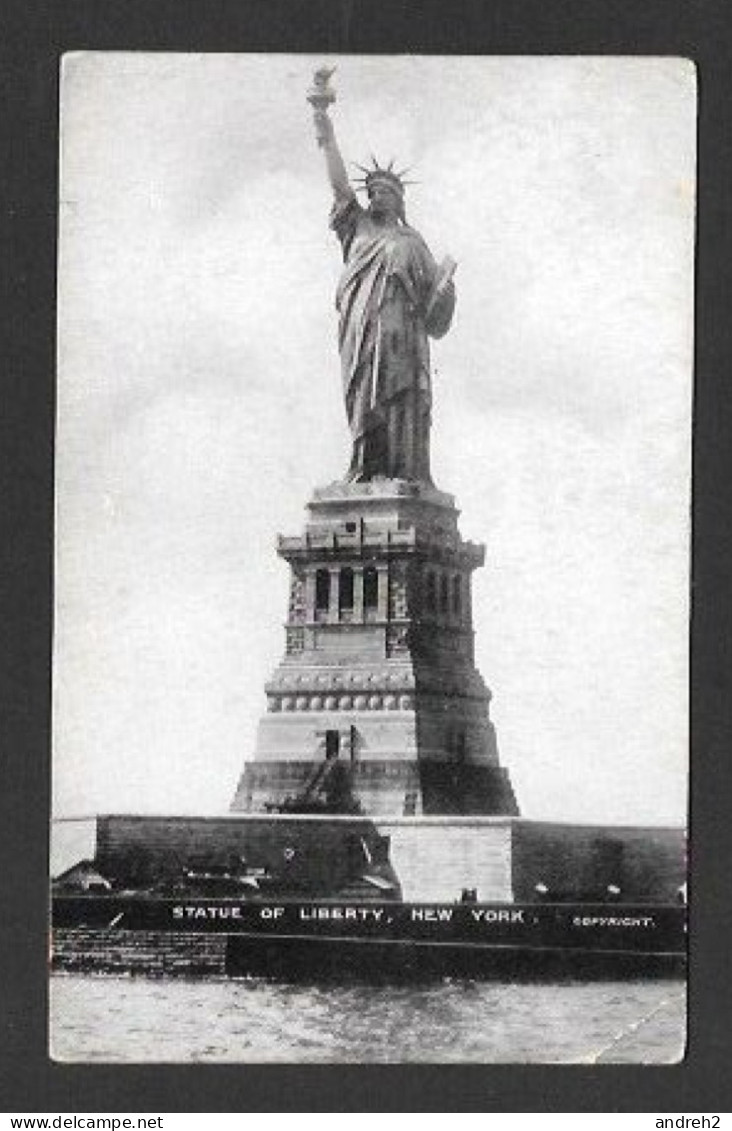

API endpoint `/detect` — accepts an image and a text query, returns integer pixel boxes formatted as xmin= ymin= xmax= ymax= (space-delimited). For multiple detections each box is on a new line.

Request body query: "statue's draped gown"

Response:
xmin=331 ymin=195 xmax=455 ymax=483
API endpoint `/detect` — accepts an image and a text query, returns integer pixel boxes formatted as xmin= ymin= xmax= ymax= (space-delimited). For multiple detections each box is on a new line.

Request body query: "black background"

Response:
xmin=1 ymin=0 xmax=731 ymax=1113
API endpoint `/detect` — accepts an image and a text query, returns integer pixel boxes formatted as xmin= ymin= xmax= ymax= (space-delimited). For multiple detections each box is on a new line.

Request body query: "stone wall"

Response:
xmin=376 ymin=818 xmax=513 ymax=902
xmin=53 ymin=929 xmax=227 ymax=975
xmin=88 ymin=814 xmax=685 ymax=905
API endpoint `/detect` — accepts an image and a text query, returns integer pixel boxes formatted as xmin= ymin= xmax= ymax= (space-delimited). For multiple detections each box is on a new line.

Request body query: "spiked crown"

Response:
xmin=353 ymin=157 xmax=418 ymax=198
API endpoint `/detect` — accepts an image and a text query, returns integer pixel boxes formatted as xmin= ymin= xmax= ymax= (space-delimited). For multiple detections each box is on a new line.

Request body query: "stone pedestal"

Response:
xmin=230 ymin=479 xmax=519 ymax=816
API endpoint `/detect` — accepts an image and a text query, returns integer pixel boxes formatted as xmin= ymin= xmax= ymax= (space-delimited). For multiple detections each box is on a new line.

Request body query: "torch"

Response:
xmin=307 ymin=66 xmax=337 ymax=146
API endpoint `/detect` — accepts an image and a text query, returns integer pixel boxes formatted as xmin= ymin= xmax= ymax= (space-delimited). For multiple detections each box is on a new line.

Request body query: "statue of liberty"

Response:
xmin=309 ymin=69 xmax=456 ymax=484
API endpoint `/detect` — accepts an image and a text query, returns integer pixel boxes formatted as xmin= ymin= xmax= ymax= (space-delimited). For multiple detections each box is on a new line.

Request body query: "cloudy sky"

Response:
xmin=54 ymin=54 xmax=695 ymax=824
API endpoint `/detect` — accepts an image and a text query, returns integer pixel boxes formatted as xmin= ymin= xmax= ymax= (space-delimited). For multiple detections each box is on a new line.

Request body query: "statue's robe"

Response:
xmin=331 ymin=194 xmax=455 ymax=482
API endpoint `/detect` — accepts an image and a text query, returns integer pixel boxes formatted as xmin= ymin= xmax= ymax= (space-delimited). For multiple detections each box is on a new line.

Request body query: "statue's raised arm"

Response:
xmin=308 ymin=68 xmax=353 ymax=203
xmin=307 ymin=66 xmax=456 ymax=485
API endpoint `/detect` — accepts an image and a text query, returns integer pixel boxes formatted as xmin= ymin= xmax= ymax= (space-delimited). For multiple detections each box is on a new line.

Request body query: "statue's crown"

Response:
xmin=353 ymin=157 xmax=417 ymax=198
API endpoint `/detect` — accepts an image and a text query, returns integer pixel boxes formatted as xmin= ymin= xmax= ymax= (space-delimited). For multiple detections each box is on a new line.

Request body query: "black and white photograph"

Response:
xmin=50 ymin=53 xmax=695 ymax=1064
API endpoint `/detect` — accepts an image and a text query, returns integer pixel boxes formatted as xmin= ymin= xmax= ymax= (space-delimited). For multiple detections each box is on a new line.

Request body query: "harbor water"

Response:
xmin=50 ymin=972 xmax=685 ymax=1064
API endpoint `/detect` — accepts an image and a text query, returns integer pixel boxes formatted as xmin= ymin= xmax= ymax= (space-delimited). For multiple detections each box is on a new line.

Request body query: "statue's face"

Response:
xmin=368 ymin=182 xmax=401 ymax=219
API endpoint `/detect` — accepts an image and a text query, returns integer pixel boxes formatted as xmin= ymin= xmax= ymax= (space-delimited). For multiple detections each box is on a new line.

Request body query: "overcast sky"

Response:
xmin=54 ymin=54 xmax=695 ymax=825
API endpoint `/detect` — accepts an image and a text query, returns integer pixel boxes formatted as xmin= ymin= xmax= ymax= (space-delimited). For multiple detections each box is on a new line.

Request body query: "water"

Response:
xmin=50 ymin=974 xmax=685 ymax=1064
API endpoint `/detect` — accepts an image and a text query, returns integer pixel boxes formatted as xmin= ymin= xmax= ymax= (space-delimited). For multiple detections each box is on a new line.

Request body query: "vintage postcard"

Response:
xmin=51 ymin=54 xmax=695 ymax=1063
